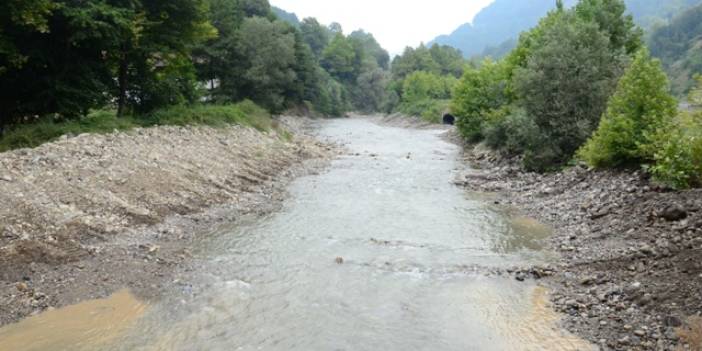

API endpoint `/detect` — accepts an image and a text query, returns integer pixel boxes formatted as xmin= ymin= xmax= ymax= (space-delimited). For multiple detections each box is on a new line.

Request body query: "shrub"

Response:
xmin=578 ymin=48 xmax=678 ymax=167
xmin=483 ymin=107 xmax=539 ymax=155
xmin=451 ymin=59 xmax=510 ymax=141
xmin=650 ymin=112 xmax=702 ymax=189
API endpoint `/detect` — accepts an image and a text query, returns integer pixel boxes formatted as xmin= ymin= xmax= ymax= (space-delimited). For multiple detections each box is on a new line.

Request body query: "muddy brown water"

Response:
xmin=0 ymin=118 xmax=594 ymax=350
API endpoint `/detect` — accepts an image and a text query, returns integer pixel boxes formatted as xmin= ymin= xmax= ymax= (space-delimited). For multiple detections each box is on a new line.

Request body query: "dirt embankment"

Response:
xmin=0 ymin=117 xmax=333 ymax=326
xmin=457 ymin=144 xmax=702 ymax=351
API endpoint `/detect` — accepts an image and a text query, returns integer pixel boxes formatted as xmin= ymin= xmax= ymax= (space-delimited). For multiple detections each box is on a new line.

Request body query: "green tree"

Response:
xmin=321 ymin=33 xmax=356 ymax=83
xmin=451 ymin=60 xmax=510 ymax=141
xmin=0 ymin=0 xmax=55 ymax=74
xmin=1 ymin=0 xmax=135 ymax=129
xmin=235 ymin=17 xmax=297 ymax=111
xmin=429 ymin=44 xmax=465 ymax=78
xmin=513 ymin=13 xmax=625 ymax=169
xmin=574 ymin=0 xmax=642 ymax=54
xmin=579 ymin=48 xmax=678 ymax=167
xmin=349 ymin=30 xmax=389 ymax=70
xmin=299 ymin=18 xmax=330 ymax=57
xmin=391 ymin=44 xmax=440 ymax=81
xmin=113 ymin=0 xmax=214 ymax=115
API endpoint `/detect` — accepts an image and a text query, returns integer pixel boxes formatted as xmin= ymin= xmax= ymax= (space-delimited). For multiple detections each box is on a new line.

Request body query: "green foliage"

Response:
xmin=0 ymin=102 xmax=272 ymax=152
xmin=234 ymin=17 xmax=297 ymax=112
xmin=574 ymin=0 xmax=642 ymax=55
xmin=451 ymin=60 xmax=510 ymax=141
xmin=142 ymin=100 xmax=272 ymax=131
xmin=387 ymin=44 xmax=466 ymax=120
xmin=395 ymin=71 xmax=456 ymax=121
xmin=321 ymin=33 xmax=357 ymax=83
xmin=0 ymin=110 xmax=136 ymax=152
xmin=512 ymin=12 xmax=625 ymax=169
xmin=483 ymin=108 xmax=539 ymax=154
xmin=299 ymin=18 xmax=330 ymax=56
xmin=353 ymin=67 xmax=390 ymax=113
xmin=0 ymin=0 xmax=55 ymax=72
xmin=650 ymin=112 xmax=702 ymax=189
xmin=579 ymin=48 xmax=678 ymax=167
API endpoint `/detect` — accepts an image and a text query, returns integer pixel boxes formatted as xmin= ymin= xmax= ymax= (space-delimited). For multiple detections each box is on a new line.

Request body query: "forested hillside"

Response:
xmin=431 ymin=0 xmax=701 ymax=59
xmin=0 ymin=0 xmax=390 ymax=146
xmin=649 ymin=3 xmax=702 ymax=95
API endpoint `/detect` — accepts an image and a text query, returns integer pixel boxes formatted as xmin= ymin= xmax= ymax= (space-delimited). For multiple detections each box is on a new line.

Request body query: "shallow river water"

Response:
xmin=0 ymin=118 xmax=593 ymax=351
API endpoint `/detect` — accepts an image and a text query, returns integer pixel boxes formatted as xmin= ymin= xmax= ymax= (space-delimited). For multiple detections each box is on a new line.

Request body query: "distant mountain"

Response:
xmin=431 ymin=0 xmax=702 ymax=59
xmin=429 ymin=0 xmax=576 ymax=58
xmin=272 ymin=6 xmax=299 ymax=27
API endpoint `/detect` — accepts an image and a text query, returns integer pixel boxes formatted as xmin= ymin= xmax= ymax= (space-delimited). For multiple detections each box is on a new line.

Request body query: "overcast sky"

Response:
xmin=269 ymin=0 xmax=494 ymax=55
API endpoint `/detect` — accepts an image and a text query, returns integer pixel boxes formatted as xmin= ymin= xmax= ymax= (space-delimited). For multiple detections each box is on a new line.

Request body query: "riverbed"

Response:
xmin=0 ymin=118 xmax=592 ymax=351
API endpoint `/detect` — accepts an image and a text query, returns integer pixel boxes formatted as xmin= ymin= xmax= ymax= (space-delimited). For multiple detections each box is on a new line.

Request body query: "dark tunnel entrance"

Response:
xmin=442 ymin=114 xmax=455 ymax=125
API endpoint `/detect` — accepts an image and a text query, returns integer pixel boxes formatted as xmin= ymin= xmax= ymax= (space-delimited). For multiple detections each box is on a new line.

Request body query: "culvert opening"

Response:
xmin=443 ymin=114 xmax=455 ymax=125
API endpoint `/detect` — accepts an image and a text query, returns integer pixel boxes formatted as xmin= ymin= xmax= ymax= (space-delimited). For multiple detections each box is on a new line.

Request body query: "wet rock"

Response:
xmin=660 ymin=205 xmax=687 ymax=221
xmin=663 ymin=316 xmax=683 ymax=327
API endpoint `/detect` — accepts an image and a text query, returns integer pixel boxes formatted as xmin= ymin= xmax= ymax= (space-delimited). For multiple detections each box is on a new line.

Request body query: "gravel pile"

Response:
xmin=0 ymin=119 xmax=332 ymax=325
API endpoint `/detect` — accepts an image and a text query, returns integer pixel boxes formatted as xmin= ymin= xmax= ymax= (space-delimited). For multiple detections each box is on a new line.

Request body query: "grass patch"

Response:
xmin=0 ymin=101 xmax=274 ymax=152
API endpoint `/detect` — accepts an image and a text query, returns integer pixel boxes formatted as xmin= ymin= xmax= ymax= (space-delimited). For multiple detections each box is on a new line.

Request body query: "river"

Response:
xmin=0 ymin=118 xmax=592 ymax=351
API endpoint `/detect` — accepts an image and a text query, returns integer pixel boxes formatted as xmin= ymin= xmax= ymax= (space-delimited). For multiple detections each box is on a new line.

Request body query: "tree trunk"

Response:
xmin=117 ymin=49 xmax=128 ymax=117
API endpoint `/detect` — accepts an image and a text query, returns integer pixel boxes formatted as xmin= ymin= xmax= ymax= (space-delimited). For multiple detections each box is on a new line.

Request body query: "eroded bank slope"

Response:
xmin=458 ymin=145 xmax=702 ymax=351
xmin=0 ymin=117 xmax=332 ymax=325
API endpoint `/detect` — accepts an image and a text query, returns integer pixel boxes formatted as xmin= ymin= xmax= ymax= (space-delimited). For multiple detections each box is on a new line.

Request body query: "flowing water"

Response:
xmin=0 ymin=118 xmax=593 ymax=351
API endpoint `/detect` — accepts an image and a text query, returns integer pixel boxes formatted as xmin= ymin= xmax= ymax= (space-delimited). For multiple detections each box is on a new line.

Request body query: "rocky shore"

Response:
xmin=0 ymin=117 xmax=333 ymax=326
xmin=457 ymin=144 xmax=702 ymax=351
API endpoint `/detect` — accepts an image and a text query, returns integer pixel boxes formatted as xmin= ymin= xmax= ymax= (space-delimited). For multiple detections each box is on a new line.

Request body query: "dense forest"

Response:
xmin=449 ymin=0 xmax=702 ymax=188
xmin=0 ymin=0 xmax=390 ymax=138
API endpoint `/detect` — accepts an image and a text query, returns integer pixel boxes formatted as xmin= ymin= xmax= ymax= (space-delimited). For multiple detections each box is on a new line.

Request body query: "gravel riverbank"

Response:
xmin=0 ymin=117 xmax=334 ymax=326
xmin=457 ymin=144 xmax=702 ymax=351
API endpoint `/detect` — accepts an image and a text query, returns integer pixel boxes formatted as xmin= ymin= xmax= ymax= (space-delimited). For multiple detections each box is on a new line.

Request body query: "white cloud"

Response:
xmin=269 ymin=0 xmax=494 ymax=55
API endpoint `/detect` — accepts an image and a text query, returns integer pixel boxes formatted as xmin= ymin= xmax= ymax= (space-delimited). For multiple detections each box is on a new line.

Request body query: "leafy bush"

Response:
xmin=483 ymin=108 xmax=539 ymax=155
xmin=578 ymin=48 xmax=678 ymax=167
xmin=451 ymin=59 xmax=510 ymax=141
xmin=650 ymin=112 xmax=702 ymax=189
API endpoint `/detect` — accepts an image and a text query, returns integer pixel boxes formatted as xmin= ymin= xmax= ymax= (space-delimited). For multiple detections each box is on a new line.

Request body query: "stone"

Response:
xmin=663 ymin=316 xmax=683 ymax=327
xmin=660 ymin=205 xmax=687 ymax=221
